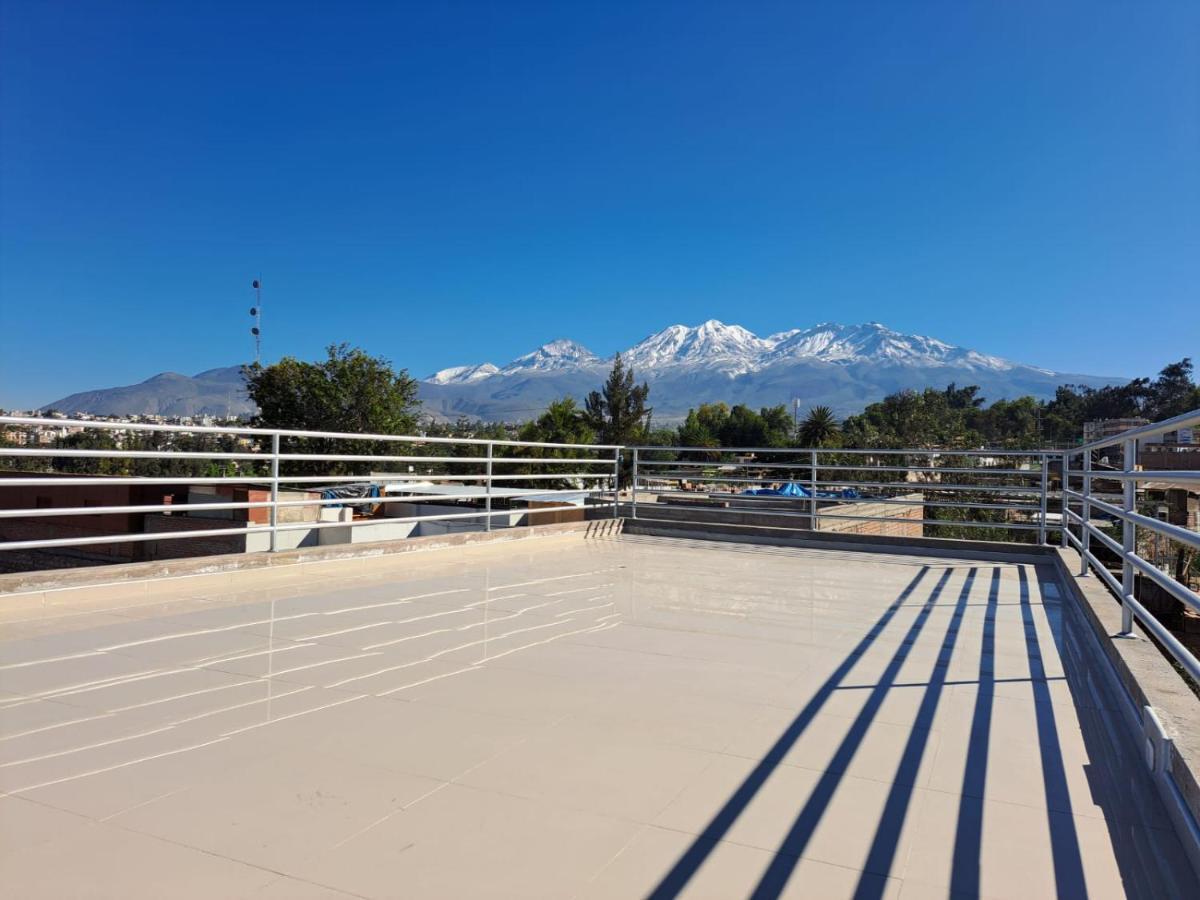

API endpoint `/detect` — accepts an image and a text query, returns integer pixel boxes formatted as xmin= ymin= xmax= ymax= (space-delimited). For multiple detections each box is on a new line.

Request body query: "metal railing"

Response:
xmin=626 ymin=445 xmax=1054 ymax=541
xmin=1061 ymin=409 xmax=1200 ymax=682
xmin=5 ymin=411 xmax=1200 ymax=685
xmin=0 ymin=416 xmax=621 ymax=562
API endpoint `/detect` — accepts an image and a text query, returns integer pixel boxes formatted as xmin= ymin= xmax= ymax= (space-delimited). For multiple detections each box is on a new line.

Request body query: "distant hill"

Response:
xmin=43 ymin=366 xmax=253 ymax=417
xmin=39 ymin=320 xmax=1122 ymax=422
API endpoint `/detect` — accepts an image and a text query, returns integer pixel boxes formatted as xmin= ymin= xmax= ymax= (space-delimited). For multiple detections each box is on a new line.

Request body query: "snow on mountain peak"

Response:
xmin=624 ymin=320 xmax=771 ymax=375
xmin=766 ymin=322 xmax=1014 ymax=370
xmin=426 ymin=362 xmax=500 ymax=385
xmin=420 ymin=321 xmax=1035 ymax=385
xmin=498 ymin=339 xmax=601 ymax=375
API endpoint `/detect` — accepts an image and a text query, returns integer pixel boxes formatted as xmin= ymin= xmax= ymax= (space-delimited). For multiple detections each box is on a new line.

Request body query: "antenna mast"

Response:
xmin=249 ymin=278 xmax=262 ymax=366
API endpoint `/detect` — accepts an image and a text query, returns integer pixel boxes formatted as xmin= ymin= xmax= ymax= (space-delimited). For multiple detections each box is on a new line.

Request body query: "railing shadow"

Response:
xmin=645 ymin=565 xmax=944 ymax=899
xmin=748 ymin=567 xmax=975 ymax=898
xmin=646 ymin=557 xmax=1194 ymax=898
xmin=1033 ymin=567 xmax=1196 ymax=899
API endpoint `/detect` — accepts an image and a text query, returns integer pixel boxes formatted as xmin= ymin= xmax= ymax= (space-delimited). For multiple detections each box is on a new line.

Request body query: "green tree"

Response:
xmin=1146 ymin=358 xmax=1200 ymax=421
xmin=518 ymin=397 xmax=594 ymax=446
xmin=798 ymin=406 xmax=841 ymax=448
xmin=584 ymin=355 xmax=651 ymax=446
xmin=244 ymin=344 xmax=421 ymax=474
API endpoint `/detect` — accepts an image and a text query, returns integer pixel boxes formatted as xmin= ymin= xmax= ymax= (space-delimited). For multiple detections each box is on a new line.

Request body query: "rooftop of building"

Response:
xmin=1 ymin=528 xmax=1196 ymax=898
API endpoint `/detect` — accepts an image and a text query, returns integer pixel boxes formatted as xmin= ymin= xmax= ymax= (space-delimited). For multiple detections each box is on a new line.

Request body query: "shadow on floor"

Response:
xmin=647 ymin=561 xmax=1194 ymax=899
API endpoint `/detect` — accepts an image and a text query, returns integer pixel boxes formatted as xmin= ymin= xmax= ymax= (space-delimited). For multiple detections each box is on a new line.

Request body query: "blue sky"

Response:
xmin=1 ymin=1 xmax=1197 ymax=408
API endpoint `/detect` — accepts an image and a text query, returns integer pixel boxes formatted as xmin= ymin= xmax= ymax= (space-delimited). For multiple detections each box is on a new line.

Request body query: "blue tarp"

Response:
xmin=742 ymin=482 xmax=860 ymax=500
xmin=318 ymin=483 xmax=382 ymax=508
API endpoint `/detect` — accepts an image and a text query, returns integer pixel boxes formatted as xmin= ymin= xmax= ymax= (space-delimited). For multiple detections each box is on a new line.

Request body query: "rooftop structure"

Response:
xmin=1 ymin=412 xmax=1199 ymax=898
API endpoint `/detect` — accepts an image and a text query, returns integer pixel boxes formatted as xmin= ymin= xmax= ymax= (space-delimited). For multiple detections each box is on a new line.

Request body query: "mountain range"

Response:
xmin=37 ymin=321 xmax=1120 ymax=422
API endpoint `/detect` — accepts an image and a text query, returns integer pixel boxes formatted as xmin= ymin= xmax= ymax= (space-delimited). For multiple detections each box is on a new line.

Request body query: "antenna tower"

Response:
xmin=249 ymin=278 xmax=262 ymax=365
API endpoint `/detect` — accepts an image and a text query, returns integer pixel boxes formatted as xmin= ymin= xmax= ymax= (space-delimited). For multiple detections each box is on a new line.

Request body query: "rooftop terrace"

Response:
xmin=2 ymin=529 xmax=1196 ymax=898
xmin=2 ymin=411 xmax=1200 ymax=898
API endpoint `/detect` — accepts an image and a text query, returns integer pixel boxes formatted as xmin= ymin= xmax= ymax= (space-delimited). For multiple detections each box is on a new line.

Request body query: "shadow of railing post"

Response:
xmin=644 ymin=565 xmax=937 ymax=900
xmin=748 ymin=568 xmax=974 ymax=898
xmin=1018 ymin=565 xmax=1087 ymax=895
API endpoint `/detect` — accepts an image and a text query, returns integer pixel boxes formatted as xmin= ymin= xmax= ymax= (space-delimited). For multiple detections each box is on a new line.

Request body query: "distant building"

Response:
xmin=1083 ymin=418 xmax=1150 ymax=444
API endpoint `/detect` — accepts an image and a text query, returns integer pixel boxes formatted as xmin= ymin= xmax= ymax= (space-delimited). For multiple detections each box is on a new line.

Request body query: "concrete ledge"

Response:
xmin=1049 ymin=547 xmax=1200 ymax=877
xmin=0 ymin=518 xmax=624 ymax=600
xmin=623 ymin=517 xmax=1055 ymax=564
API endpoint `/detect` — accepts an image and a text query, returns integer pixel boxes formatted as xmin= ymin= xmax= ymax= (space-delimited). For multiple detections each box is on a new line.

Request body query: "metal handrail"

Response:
xmin=6 ymin=409 xmax=1200 ymax=692
xmin=626 ymin=443 xmax=1055 ymax=542
xmin=1061 ymin=408 xmax=1200 ymax=682
xmin=1072 ymin=407 xmax=1199 ymax=453
xmin=0 ymin=415 xmax=623 ymax=450
xmin=0 ymin=415 xmax=621 ymax=558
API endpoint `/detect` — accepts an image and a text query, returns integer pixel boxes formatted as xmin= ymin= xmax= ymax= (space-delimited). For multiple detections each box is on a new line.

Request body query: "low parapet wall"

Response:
xmin=634 ymin=492 xmax=924 ymax=537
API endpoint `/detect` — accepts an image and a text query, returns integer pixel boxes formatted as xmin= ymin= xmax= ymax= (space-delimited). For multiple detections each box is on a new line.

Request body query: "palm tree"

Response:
xmin=799 ymin=405 xmax=841 ymax=448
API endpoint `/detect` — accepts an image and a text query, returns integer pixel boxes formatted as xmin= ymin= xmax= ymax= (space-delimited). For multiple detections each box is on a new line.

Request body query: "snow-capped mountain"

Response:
xmin=416 ymin=320 xmax=1116 ymax=421
xmin=41 ymin=321 xmax=1117 ymax=422
xmin=448 ymin=320 xmax=1048 ymax=381
xmin=623 ymin=320 xmax=771 ymax=375
xmin=497 ymin=339 xmax=602 ymax=375
xmin=762 ymin=322 xmax=1046 ymax=372
xmin=426 ymin=362 xmax=501 ymax=385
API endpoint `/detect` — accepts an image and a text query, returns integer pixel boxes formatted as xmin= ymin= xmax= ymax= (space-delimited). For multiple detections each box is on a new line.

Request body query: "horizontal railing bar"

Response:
xmin=279 ymin=473 xmax=612 ymax=484
xmin=1067 ymin=408 xmax=1200 ymax=454
xmin=1083 ymin=495 xmax=1200 ymax=551
xmin=1064 ymin=469 xmax=1200 ymax=483
xmin=640 ymin=489 xmax=1040 ymax=513
xmin=0 ymin=471 xmax=616 ymax=487
xmin=0 ymin=415 xmax=623 ymax=450
xmin=628 ymin=444 xmax=1050 ymax=457
xmin=1125 ymin=546 xmax=1200 ymax=614
xmin=1064 ymin=525 xmax=1083 ymax=550
xmin=0 ymin=476 xmax=276 ymax=487
xmin=1123 ymin=591 xmax=1200 ymax=683
xmin=270 ymin=503 xmax=616 ymax=535
xmin=0 ymin=501 xmax=266 ymax=518
xmin=278 ymin=453 xmax=609 ymax=460
xmin=0 ymin=448 xmax=616 ymax=465
xmin=1067 ymin=518 xmax=1200 ymax=680
xmin=632 ymin=502 xmax=1038 ymax=531
xmin=0 ymin=486 xmax=596 ymax=519
xmin=816 ymin=512 xmax=1041 ymax=530
xmin=0 ymin=502 xmax=618 ymax=551
xmin=0 ymin=448 xmax=267 ymax=461
xmin=1066 ymin=512 xmax=1200 ymax=613
xmin=634 ymin=458 xmax=1040 ymax=476
xmin=0 ymin=526 xmax=262 ymax=551
xmin=636 ymin=473 xmax=1044 ymax=494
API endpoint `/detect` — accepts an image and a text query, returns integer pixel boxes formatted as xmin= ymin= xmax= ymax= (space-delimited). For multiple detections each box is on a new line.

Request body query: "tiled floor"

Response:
xmin=0 ymin=533 xmax=1195 ymax=898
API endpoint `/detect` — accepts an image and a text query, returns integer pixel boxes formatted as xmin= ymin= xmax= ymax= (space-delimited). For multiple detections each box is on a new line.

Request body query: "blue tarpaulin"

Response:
xmin=742 ymin=482 xmax=860 ymax=500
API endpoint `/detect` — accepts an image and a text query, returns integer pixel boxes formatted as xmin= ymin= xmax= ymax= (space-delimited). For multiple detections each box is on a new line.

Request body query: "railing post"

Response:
xmin=1080 ymin=450 xmax=1092 ymax=576
xmin=269 ymin=433 xmax=280 ymax=552
xmin=1038 ymin=453 xmax=1049 ymax=545
xmin=1120 ymin=437 xmax=1136 ymax=634
xmin=630 ymin=448 xmax=638 ymax=519
xmin=612 ymin=449 xmax=621 ymax=519
xmin=809 ymin=449 xmax=819 ymax=531
xmin=1060 ymin=452 xmax=1069 ymax=548
xmin=484 ymin=442 xmax=493 ymax=532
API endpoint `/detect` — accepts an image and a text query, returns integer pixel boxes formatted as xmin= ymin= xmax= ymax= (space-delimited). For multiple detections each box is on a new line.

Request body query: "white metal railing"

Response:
xmin=0 ymin=416 xmax=621 ymax=560
xmin=627 ymin=445 xmax=1054 ymax=540
xmin=5 ymin=411 xmax=1200 ymax=685
xmin=1060 ymin=408 xmax=1200 ymax=682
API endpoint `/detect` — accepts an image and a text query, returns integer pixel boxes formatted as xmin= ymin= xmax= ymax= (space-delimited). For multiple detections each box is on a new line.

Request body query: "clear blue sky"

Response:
xmin=2 ymin=1 xmax=1197 ymax=408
